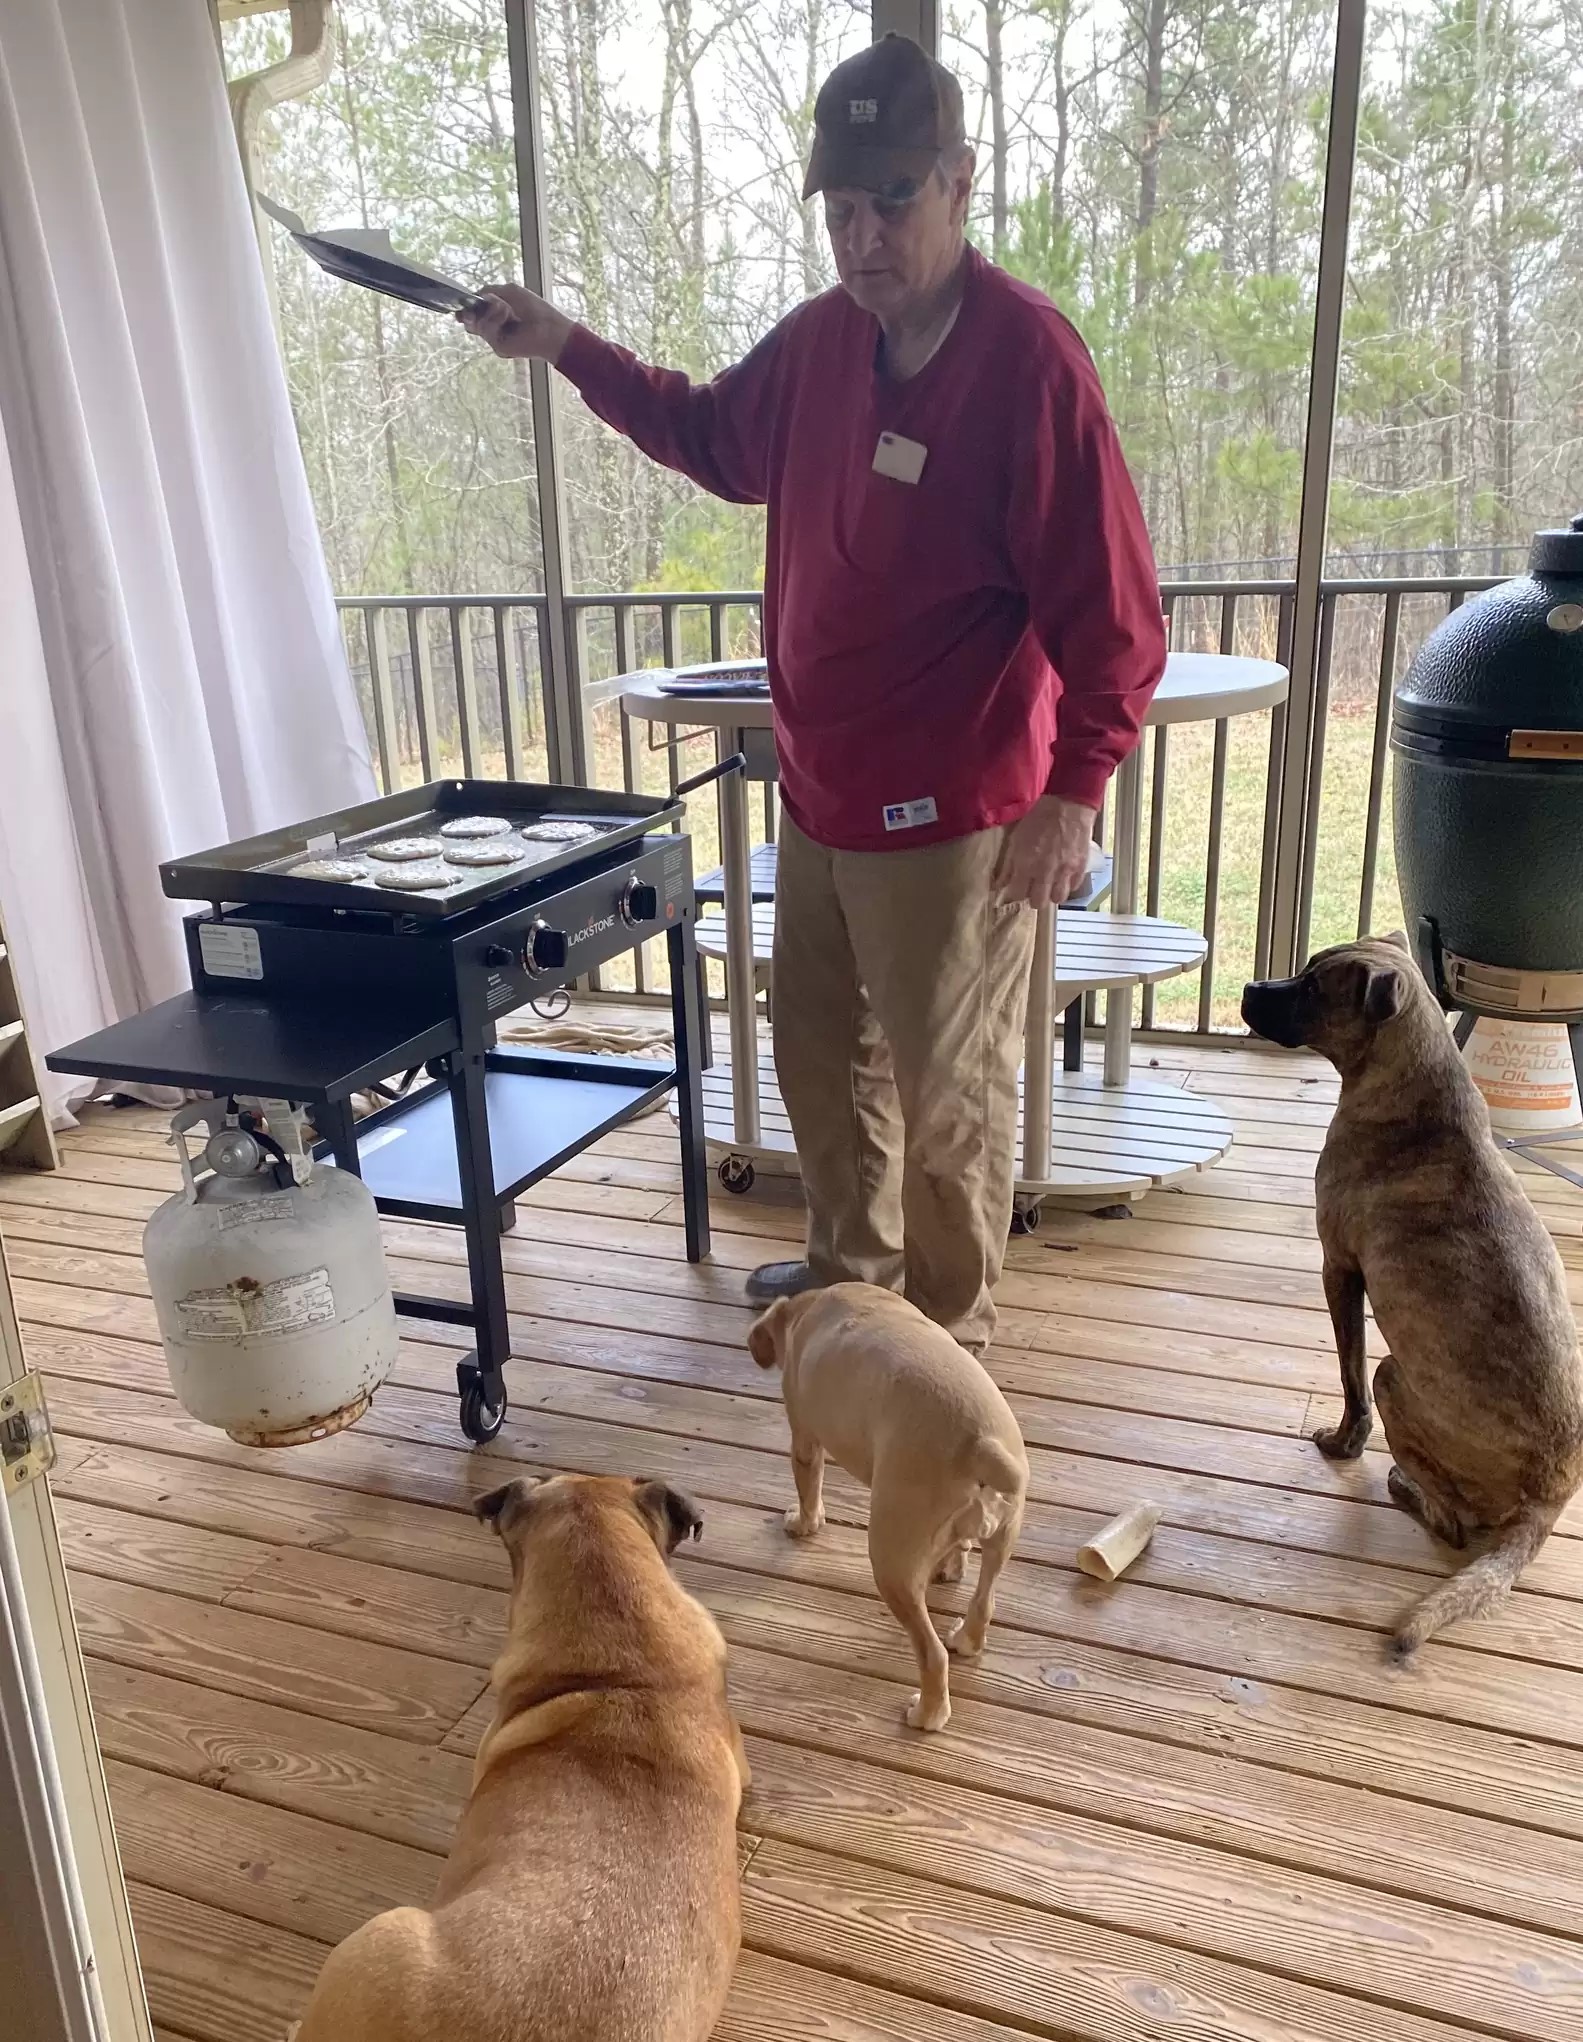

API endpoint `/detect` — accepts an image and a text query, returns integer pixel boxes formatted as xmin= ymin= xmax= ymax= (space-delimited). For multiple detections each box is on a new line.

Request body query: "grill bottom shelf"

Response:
xmin=354 ymin=1047 xmax=672 ymax=1216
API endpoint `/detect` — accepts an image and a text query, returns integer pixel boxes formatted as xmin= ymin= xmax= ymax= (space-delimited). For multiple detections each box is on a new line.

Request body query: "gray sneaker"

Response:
xmin=745 ymin=1260 xmax=821 ymax=1304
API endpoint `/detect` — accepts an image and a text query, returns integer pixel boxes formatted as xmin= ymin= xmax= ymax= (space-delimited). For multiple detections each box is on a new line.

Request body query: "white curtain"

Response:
xmin=0 ymin=0 xmax=375 ymax=1123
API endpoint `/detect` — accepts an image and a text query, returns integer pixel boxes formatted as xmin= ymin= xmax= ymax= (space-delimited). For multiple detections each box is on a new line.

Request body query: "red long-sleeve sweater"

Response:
xmin=559 ymin=246 xmax=1165 ymax=852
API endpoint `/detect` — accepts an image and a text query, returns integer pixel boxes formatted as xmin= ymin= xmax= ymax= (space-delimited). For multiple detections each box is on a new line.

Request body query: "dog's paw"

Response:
xmin=904 ymin=1689 xmax=951 ymax=1732
xmin=944 ymin=1617 xmax=985 ymax=1659
xmin=783 ymin=1505 xmax=824 ymax=1539
xmin=1313 ymin=1420 xmax=1370 ymax=1461
xmin=932 ymin=1546 xmax=967 ymax=1584
xmin=1386 ymin=1465 xmax=1467 ymax=1547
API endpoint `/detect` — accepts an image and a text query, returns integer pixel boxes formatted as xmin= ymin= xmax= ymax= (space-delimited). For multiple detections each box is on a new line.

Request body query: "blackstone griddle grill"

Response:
xmin=49 ymin=764 xmax=740 ymax=1443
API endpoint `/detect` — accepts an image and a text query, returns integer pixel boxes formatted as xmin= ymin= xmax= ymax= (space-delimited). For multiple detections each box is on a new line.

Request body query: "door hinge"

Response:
xmin=1 ymin=1372 xmax=57 ymax=1495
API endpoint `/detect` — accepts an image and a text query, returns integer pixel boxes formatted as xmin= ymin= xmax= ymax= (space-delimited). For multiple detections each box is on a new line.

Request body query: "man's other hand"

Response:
xmin=994 ymin=796 xmax=1098 ymax=910
xmin=457 ymin=285 xmax=573 ymax=365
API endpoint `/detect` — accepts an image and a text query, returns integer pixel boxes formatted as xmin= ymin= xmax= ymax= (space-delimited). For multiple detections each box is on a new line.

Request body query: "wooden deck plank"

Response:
xmin=13 ymin=1032 xmax=1583 ymax=2042
xmin=55 ymin=1398 xmax=1583 ymax=1645
xmin=719 ymin=1951 xmax=1047 ymax=2042
xmin=109 ymin=1760 xmax=442 ymax=1951
xmin=68 ymin=1573 xmax=484 ymax=1744
xmin=62 ymin=1438 xmax=1583 ymax=1840
xmin=44 ymin=1357 xmax=1583 ymax=1631
xmin=697 ymin=1559 xmax=1583 ymax=1841
xmin=24 ymin=1285 xmax=1331 ymax=1436
xmin=14 ymin=1262 xmax=1331 ymax=1437
xmin=2 ymin=1224 xmax=1399 ymax=1358
xmin=87 ymin=1659 xmax=474 ymax=1856
xmin=22 ymin=1263 xmax=1575 ymax=1526
xmin=46 ymin=1380 xmax=1583 ymax=1709
xmin=38 ymin=1368 xmax=1453 ymax=1582
xmin=742 ymin=1840 xmax=1488 ymax=2042
xmin=737 ymin=1738 xmax=1583 ymax=2039
xmin=58 ymin=1460 xmax=1583 ymax=1840
xmin=205 ymin=1420 xmax=1583 ymax=1664
xmin=130 ymin=1880 xmax=1041 ymax=2042
xmin=114 ymin=1754 xmax=1548 ymax=2042
xmin=728 ymin=1645 xmax=1583 ymax=1943
xmin=87 ymin=1639 xmax=1583 ymax=1946
xmin=125 ymin=1882 xmax=324 ymax=2042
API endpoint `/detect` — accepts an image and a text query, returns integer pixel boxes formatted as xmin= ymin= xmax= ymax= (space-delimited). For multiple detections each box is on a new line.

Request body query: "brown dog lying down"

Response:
xmin=289 ymin=1474 xmax=749 ymax=2042
xmin=750 ymin=1283 xmax=1029 ymax=1730
xmin=1243 ymin=935 xmax=1583 ymax=1656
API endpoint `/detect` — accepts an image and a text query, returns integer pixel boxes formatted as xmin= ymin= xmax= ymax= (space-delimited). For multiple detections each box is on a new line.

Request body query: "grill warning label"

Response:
xmin=199 ymin=922 xmax=264 ymax=982
xmin=215 ymin=1194 xmax=296 ymax=1233
xmin=174 ymin=1267 xmax=336 ymax=1340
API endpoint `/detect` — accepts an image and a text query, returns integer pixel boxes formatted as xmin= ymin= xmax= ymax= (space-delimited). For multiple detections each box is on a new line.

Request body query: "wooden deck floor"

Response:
xmin=7 ymin=1031 xmax=1583 ymax=2042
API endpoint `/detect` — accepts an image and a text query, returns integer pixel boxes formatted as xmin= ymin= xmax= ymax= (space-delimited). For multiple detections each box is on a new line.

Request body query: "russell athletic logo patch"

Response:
xmin=883 ymin=796 xmax=939 ymax=832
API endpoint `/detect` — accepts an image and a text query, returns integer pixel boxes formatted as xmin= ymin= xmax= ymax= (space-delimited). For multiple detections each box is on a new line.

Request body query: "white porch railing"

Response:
xmin=335 ymin=573 xmax=1500 ymax=1035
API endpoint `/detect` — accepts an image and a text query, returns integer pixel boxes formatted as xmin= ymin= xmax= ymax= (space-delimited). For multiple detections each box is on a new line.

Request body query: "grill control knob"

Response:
xmin=482 ymin=944 xmax=514 ymax=969
xmin=522 ymin=921 xmax=568 ymax=976
xmin=620 ymin=877 xmax=659 ymax=927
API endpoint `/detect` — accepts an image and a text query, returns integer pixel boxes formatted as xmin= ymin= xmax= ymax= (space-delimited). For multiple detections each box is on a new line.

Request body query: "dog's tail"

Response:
xmin=1393 ymin=1501 xmax=1559 ymax=1659
xmin=972 ymin=1437 xmax=1027 ymax=1500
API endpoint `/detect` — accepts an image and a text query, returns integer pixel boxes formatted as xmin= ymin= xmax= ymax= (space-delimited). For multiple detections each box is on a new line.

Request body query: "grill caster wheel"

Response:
xmin=457 ymin=1361 xmax=507 ymax=1444
xmin=1010 ymin=1199 xmax=1042 ymax=1236
xmin=718 ymin=1156 xmax=756 ymax=1195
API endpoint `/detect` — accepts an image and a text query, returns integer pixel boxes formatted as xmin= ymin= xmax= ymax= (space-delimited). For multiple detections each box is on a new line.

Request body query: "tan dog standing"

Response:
xmin=750 ymin=1282 xmax=1029 ymax=1730
xmin=289 ymin=1473 xmax=749 ymax=2042
xmin=1243 ymin=936 xmax=1583 ymax=1656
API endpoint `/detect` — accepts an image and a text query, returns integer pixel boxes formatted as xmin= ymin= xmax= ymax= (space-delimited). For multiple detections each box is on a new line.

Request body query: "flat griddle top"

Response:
xmin=161 ymin=778 xmax=683 ymax=920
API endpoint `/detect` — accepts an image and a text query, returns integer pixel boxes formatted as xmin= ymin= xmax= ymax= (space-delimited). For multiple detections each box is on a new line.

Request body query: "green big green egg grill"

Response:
xmin=1391 ymin=511 xmax=1583 ymax=1172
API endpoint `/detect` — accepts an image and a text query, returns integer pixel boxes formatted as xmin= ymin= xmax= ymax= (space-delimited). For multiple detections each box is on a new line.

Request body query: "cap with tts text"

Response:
xmin=802 ymin=35 xmax=967 ymax=200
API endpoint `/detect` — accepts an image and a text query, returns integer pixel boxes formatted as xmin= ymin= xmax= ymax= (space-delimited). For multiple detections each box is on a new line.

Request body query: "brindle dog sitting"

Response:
xmin=1243 ymin=934 xmax=1583 ymax=1657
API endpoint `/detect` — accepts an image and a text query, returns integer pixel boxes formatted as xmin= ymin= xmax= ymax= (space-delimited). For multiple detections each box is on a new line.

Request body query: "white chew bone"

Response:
xmin=1076 ymin=1503 xmax=1161 ymax=1581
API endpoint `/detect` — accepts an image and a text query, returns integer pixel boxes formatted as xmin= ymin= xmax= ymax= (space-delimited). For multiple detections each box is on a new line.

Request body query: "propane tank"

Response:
xmin=143 ymin=1099 xmax=398 ymax=1446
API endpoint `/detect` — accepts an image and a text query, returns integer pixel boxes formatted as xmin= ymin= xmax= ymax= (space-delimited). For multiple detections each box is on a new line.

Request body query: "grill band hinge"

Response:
xmin=1509 ymin=729 xmax=1583 ymax=760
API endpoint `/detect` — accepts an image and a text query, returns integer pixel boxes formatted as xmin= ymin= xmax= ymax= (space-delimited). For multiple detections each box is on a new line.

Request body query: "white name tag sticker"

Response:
xmin=872 ymin=432 xmax=927 ymax=485
xmin=883 ymin=796 xmax=938 ymax=832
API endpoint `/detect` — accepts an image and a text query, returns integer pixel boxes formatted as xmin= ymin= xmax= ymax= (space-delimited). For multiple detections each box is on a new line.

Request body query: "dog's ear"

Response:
xmin=748 ymin=1298 xmax=791 ymax=1370
xmin=1362 ymin=962 xmax=1406 ymax=1027
xmin=1378 ymin=928 xmax=1411 ymax=953
xmin=474 ymin=1477 xmax=540 ymax=1539
xmin=634 ymin=1479 xmax=704 ymax=1555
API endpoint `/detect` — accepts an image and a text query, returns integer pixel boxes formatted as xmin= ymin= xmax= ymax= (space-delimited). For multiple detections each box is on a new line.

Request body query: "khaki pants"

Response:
xmin=772 ymin=813 xmax=1036 ymax=1352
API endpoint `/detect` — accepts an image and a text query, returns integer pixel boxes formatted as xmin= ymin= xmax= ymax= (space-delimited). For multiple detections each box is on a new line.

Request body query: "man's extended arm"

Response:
xmin=461 ymin=285 xmax=781 ymax=506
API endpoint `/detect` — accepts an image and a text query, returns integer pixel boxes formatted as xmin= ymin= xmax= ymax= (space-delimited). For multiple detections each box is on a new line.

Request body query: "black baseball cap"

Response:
xmin=802 ymin=34 xmax=967 ymax=200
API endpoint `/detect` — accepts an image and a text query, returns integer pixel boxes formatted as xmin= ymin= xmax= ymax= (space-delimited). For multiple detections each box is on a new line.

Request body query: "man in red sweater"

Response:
xmin=463 ymin=35 xmax=1164 ymax=1351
